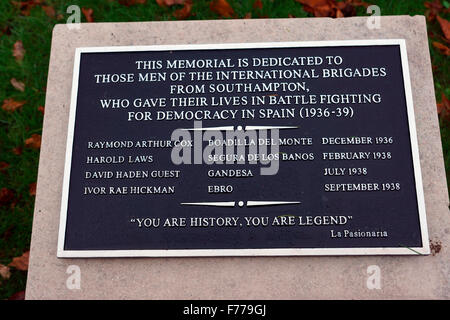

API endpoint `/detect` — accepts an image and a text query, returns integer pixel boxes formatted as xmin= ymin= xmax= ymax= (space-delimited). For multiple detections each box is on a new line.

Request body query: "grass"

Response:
xmin=0 ymin=0 xmax=449 ymax=299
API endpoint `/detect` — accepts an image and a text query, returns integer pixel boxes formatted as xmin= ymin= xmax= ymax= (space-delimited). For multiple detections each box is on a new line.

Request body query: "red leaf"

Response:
xmin=425 ymin=0 xmax=444 ymax=21
xmin=0 ymin=264 xmax=11 ymax=280
xmin=1 ymin=25 xmax=11 ymax=36
xmin=2 ymin=98 xmax=26 ymax=112
xmin=433 ymin=41 xmax=450 ymax=55
xmin=82 ymin=8 xmax=94 ymax=22
xmin=8 ymin=251 xmax=30 ymax=271
xmin=338 ymin=3 xmax=356 ymax=17
xmin=437 ymin=16 xmax=450 ymax=41
xmin=8 ymin=291 xmax=25 ymax=300
xmin=119 ymin=0 xmax=146 ymax=5
xmin=25 ymin=134 xmax=41 ymax=149
xmin=210 ymin=0 xmax=235 ymax=18
xmin=13 ymin=41 xmax=25 ymax=62
xmin=253 ymin=0 xmax=263 ymax=10
xmin=347 ymin=0 xmax=370 ymax=8
xmin=12 ymin=147 xmax=23 ymax=155
xmin=0 ymin=188 xmax=15 ymax=206
xmin=437 ymin=101 xmax=443 ymax=114
xmin=424 ymin=0 xmax=443 ymax=10
xmin=11 ymin=1 xmax=33 ymax=16
xmin=438 ymin=93 xmax=450 ymax=122
xmin=10 ymin=78 xmax=25 ymax=92
xmin=156 ymin=0 xmax=186 ymax=6
xmin=173 ymin=0 xmax=193 ymax=19
xmin=29 ymin=182 xmax=37 ymax=196
xmin=0 ymin=162 xmax=9 ymax=171
xmin=295 ymin=0 xmax=334 ymax=17
xmin=296 ymin=0 xmax=328 ymax=5
xmin=38 ymin=106 xmax=45 ymax=115
xmin=42 ymin=5 xmax=56 ymax=18
xmin=296 ymin=0 xmax=361 ymax=18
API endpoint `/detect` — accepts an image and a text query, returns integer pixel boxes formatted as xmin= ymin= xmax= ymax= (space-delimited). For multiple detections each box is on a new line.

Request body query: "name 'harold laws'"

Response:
xmin=86 ymin=155 xmax=153 ymax=164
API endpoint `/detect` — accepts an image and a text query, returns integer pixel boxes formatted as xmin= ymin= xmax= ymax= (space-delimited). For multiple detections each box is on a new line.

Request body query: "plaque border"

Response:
xmin=57 ymin=39 xmax=430 ymax=257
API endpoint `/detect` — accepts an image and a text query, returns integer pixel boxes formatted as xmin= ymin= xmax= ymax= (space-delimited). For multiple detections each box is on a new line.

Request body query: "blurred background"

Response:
xmin=0 ymin=0 xmax=449 ymax=300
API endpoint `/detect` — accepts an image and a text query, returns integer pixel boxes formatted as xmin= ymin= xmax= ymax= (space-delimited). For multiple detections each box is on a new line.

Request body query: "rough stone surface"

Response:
xmin=26 ymin=16 xmax=449 ymax=299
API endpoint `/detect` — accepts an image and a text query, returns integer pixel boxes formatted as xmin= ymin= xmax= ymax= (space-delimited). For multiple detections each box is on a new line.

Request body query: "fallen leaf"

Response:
xmin=0 ymin=188 xmax=15 ymax=206
xmin=82 ymin=7 xmax=94 ymax=22
xmin=244 ymin=12 xmax=252 ymax=19
xmin=38 ymin=106 xmax=45 ymax=115
xmin=296 ymin=0 xmax=334 ymax=17
xmin=13 ymin=40 xmax=25 ymax=62
xmin=42 ymin=5 xmax=56 ymax=18
xmin=119 ymin=0 xmax=146 ymax=5
xmin=338 ymin=2 xmax=356 ymax=17
xmin=1 ymin=225 xmax=15 ymax=241
xmin=210 ymin=0 xmax=235 ymax=18
xmin=8 ymin=291 xmax=25 ymax=300
xmin=1 ymin=25 xmax=12 ymax=36
xmin=296 ymin=0 xmax=362 ymax=18
xmin=0 ymin=264 xmax=11 ymax=279
xmin=335 ymin=0 xmax=346 ymax=7
xmin=25 ymin=134 xmax=41 ymax=149
xmin=1 ymin=98 xmax=26 ymax=112
xmin=11 ymin=1 xmax=33 ymax=16
xmin=0 ymin=162 xmax=9 ymax=171
xmin=253 ymin=0 xmax=263 ymax=10
xmin=10 ymin=78 xmax=25 ymax=92
xmin=437 ymin=16 xmax=450 ymax=41
xmin=429 ymin=30 xmax=436 ymax=39
xmin=424 ymin=0 xmax=443 ymax=10
xmin=437 ymin=101 xmax=443 ymax=114
xmin=29 ymin=182 xmax=37 ymax=196
xmin=425 ymin=0 xmax=443 ymax=21
xmin=8 ymin=251 xmax=29 ymax=271
xmin=12 ymin=146 xmax=23 ymax=155
xmin=438 ymin=93 xmax=450 ymax=122
xmin=347 ymin=0 xmax=370 ymax=8
xmin=156 ymin=0 xmax=185 ymax=6
xmin=173 ymin=0 xmax=193 ymax=19
xmin=433 ymin=41 xmax=450 ymax=55
xmin=296 ymin=0 xmax=328 ymax=6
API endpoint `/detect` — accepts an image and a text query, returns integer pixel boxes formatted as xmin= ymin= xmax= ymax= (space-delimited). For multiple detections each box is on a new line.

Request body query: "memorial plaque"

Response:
xmin=57 ymin=39 xmax=429 ymax=257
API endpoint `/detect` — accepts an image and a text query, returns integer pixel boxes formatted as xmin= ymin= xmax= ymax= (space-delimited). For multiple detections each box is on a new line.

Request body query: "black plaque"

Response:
xmin=57 ymin=40 xmax=429 ymax=257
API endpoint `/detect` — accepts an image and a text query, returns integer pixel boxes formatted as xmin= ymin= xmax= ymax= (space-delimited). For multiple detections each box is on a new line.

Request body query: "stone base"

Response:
xmin=26 ymin=16 xmax=449 ymax=299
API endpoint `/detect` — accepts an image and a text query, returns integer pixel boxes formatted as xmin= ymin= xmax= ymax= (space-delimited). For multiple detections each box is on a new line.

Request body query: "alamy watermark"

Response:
xmin=367 ymin=5 xmax=381 ymax=30
xmin=366 ymin=265 xmax=381 ymax=290
xmin=170 ymin=121 xmax=281 ymax=176
xmin=66 ymin=265 xmax=81 ymax=290
xmin=66 ymin=5 xmax=81 ymax=30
